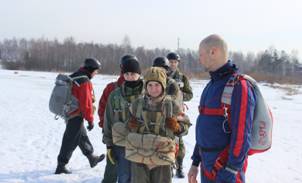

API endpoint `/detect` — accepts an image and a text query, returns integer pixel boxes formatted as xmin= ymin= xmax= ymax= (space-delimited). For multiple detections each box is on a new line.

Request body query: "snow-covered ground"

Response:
xmin=0 ymin=69 xmax=301 ymax=183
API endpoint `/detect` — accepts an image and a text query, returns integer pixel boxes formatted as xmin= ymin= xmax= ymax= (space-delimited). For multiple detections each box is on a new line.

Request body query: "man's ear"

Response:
xmin=210 ymin=47 xmax=218 ymax=55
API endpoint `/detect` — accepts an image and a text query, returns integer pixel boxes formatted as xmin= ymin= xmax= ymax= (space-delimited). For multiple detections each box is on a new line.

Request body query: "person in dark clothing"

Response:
xmin=166 ymin=52 xmax=193 ymax=178
xmin=98 ymin=55 xmax=138 ymax=183
xmin=103 ymin=57 xmax=143 ymax=183
xmin=55 ymin=58 xmax=105 ymax=174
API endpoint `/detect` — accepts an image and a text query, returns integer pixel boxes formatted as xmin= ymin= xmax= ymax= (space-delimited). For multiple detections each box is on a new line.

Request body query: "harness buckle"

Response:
xmin=222 ymin=119 xmax=231 ymax=134
xmin=223 ymin=105 xmax=228 ymax=118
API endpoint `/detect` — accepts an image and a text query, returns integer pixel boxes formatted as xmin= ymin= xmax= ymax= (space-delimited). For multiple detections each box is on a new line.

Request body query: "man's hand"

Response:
xmin=98 ymin=120 xmax=103 ymax=128
xmin=87 ymin=122 xmax=94 ymax=131
xmin=188 ymin=165 xmax=198 ymax=183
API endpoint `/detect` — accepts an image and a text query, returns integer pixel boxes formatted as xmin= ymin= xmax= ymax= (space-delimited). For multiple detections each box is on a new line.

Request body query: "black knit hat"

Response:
xmin=123 ymin=58 xmax=141 ymax=74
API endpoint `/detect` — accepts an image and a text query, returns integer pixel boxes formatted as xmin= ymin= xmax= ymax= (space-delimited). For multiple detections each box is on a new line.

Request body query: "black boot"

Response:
xmin=176 ymin=158 xmax=185 ymax=178
xmin=55 ymin=162 xmax=71 ymax=174
xmin=87 ymin=154 xmax=105 ymax=168
xmin=176 ymin=168 xmax=185 ymax=178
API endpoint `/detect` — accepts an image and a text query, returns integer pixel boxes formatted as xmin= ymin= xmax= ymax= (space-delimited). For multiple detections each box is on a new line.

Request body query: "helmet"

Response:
xmin=166 ymin=52 xmax=180 ymax=61
xmin=144 ymin=67 xmax=167 ymax=90
xmin=120 ymin=54 xmax=138 ymax=66
xmin=84 ymin=58 xmax=101 ymax=71
xmin=152 ymin=57 xmax=170 ymax=71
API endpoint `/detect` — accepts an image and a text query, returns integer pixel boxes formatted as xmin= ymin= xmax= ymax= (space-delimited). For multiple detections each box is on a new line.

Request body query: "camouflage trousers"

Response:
xmin=131 ymin=163 xmax=171 ymax=183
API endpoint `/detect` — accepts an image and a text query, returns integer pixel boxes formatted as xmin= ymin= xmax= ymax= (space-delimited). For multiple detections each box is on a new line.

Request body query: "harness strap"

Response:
xmin=201 ymin=146 xmax=229 ymax=181
xmin=113 ymin=96 xmax=122 ymax=122
xmin=154 ymin=112 xmax=163 ymax=135
xmin=141 ymin=111 xmax=151 ymax=133
xmin=199 ymin=106 xmax=225 ymax=116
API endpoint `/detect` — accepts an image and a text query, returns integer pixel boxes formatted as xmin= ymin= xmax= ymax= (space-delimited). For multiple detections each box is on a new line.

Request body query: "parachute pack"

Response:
xmin=49 ymin=74 xmax=88 ymax=120
xmin=222 ymin=74 xmax=273 ymax=155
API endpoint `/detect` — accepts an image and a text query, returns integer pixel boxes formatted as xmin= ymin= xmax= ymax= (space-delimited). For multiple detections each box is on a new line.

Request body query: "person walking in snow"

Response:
xmin=188 ymin=35 xmax=256 ymax=183
xmin=98 ymin=54 xmax=138 ymax=183
xmin=55 ymin=58 xmax=105 ymax=174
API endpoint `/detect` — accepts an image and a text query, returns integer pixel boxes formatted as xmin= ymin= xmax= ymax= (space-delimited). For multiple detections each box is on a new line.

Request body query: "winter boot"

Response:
xmin=176 ymin=158 xmax=185 ymax=178
xmin=87 ymin=153 xmax=105 ymax=168
xmin=55 ymin=162 xmax=71 ymax=174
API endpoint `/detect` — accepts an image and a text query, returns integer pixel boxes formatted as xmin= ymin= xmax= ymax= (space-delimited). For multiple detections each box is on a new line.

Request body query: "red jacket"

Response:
xmin=69 ymin=68 xmax=95 ymax=124
xmin=98 ymin=75 xmax=125 ymax=128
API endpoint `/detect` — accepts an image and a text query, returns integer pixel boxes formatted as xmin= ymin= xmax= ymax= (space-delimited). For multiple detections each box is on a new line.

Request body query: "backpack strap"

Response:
xmin=71 ymin=75 xmax=89 ymax=86
xmin=221 ymin=74 xmax=238 ymax=105
xmin=198 ymin=74 xmax=241 ymax=133
xmin=66 ymin=75 xmax=89 ymax=116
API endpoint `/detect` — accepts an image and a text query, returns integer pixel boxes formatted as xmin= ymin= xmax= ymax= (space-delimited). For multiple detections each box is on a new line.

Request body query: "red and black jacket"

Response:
xmin=69 ymin=68 xmax=95 ymax=124
xmin=98 ymin=74 xmax=125 ymax=128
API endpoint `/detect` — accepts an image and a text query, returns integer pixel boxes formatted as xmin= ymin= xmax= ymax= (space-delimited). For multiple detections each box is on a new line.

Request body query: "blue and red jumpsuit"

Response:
xmin=191 ymin=61 xmax=256 ymax=183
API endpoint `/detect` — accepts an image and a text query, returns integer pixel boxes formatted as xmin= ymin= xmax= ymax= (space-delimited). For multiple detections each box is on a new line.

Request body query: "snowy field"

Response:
xmin=0 ymin=69 xmax=302 ymax=183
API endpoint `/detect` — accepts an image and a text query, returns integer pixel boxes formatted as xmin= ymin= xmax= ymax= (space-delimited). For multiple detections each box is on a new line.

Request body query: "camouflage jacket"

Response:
xmin=169 ymin=69 xmax=193 ymax=101
xmin=103 ymin=80 xmax=144 ymax=146
xmin=129 ymin=95 xmax=190 ymax=139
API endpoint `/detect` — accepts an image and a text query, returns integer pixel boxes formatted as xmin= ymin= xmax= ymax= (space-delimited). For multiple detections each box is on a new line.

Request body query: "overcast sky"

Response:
xmin=0 ymin=0 xmax=301 ymax=58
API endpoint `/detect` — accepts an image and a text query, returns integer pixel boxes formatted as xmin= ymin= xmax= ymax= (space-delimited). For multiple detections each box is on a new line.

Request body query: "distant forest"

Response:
xmin=1 ymin=37 xmax=301 ymax=83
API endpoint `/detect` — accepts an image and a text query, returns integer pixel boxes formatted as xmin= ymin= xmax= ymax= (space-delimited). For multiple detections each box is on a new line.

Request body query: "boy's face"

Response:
xmin=147 ymin=81 xmax=163 ymax=98
xmin=123 ymin=72 xmax=140 ymax=81
xmin=169 ymin=60 xmax=179 ymax=71
xmin=91 ymin=70 xmax=98 ymax=78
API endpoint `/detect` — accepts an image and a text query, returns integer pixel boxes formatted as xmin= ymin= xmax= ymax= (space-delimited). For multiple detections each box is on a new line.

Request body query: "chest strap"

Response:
xmin=198 ymin=105 xmax=228 ymax=117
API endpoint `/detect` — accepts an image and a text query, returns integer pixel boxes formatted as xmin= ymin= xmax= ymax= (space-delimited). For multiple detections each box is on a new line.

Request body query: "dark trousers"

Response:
xmin=113 ymin=146 xmax=131 ymax=183
xmin=102 ymin=155 xmax=118 ymax=183
xmin=57 ymin=116 xmax=94 ymax=164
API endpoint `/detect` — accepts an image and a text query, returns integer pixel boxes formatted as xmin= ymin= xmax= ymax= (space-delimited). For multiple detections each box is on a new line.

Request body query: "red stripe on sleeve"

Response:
xmin=233 ymin=79 xmax=248 ymax=157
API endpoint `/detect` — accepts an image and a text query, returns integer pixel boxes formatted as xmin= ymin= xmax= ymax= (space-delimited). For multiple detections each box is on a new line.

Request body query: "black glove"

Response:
xmin=87 ymin=122 xmax=94 ymax=131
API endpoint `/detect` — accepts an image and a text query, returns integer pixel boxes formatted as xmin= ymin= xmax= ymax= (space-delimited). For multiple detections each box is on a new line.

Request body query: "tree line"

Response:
xmin=0 ymin=37 xmax=301 ymax=83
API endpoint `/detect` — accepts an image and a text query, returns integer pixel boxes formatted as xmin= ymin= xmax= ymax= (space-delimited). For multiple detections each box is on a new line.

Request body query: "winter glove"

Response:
xmin=216 ymin=166 xmax=237 ymax=183
xmin=87 ymin=122 xmax=94 ymax=131
xmin=107 ymin=147 xmax=116 ymax=165
xmin=128 ymin=116 xmax=139 ymax=129
xmin=98 ymin=120 xmax=104 ymax=128
xmin=166 ymin=117 xmax=181 ymax=133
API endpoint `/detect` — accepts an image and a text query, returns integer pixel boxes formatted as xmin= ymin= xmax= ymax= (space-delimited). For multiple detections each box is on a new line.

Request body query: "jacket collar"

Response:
xmin=117 ymin=74 xmax=125 ymax=86
xmin=209 ymin=60 xmax=238 ymax=81
xmin=78 ymin=67 xmax=92 ymax=79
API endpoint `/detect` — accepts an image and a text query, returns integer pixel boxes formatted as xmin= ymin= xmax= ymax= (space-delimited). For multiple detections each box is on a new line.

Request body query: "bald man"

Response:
xmin=188 ymin=35 xmax=256 ymax=183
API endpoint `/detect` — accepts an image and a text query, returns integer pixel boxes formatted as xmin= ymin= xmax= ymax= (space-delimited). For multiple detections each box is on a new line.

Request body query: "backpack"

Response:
xmin=49 ymin=74 xmax=88 ymax=120
xmin=221 ymin=74 xmax=273 ymax=155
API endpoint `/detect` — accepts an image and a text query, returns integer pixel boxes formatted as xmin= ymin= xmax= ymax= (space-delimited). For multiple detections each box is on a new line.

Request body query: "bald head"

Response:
xmin=198 ymin=34 xmax=228 ymax=71
xmin=199 ymin=34 xmax=228 ymax=57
